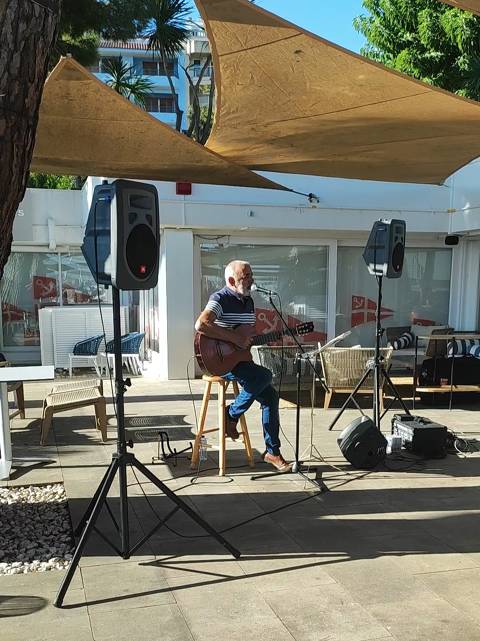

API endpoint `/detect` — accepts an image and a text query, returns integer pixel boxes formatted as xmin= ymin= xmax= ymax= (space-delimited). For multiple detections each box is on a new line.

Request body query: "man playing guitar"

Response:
xmin=195 ymin=260 xmax=292 ymax=473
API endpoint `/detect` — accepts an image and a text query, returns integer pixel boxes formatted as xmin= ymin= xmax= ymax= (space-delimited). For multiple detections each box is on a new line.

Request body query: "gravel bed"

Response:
xmin=0 ymin=484 xmax=74 ymax=575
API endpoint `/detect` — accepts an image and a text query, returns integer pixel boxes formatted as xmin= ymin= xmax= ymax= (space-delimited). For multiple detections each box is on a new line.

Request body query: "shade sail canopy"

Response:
xmin=442 ymin=0 xmax=480 ymax=13
xmin=32 ymin=57 xmax=285 ymax=191
xmin=197 ymin=0 xmax=480 ymax=184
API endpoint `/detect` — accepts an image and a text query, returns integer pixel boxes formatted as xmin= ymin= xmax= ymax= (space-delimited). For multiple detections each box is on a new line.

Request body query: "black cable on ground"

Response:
xmin=129 ymin=462 xmax=322 ymax=539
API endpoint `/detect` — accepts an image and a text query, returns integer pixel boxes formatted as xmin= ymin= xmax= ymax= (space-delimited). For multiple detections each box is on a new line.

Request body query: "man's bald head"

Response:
xmin=224 ymin=260 xmax=253 ymax=297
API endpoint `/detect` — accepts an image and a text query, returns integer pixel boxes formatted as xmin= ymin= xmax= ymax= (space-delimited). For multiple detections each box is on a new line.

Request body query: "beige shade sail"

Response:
xmin=441 ymin=0 xmax=480 ymax=13
xmin=32 ymin=57 xmax=286 ymax=191
xmin=197 ymin=0 xmax=480 ymax=184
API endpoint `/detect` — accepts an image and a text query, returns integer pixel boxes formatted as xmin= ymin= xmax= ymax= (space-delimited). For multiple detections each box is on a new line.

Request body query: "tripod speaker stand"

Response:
xmin=328 ymin=275 xmax=411 ymax=432
xmin=54 ymin=180 xmax=239 ymax=608
xmin=54 ymin=288 xmax=239 ymax=607
xmin=329 ymin=219 xmax=412 ymax=432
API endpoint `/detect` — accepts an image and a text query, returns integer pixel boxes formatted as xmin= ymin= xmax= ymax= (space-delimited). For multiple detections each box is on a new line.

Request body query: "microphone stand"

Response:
xmin=259 ymin=294 xmax=329 ymax=491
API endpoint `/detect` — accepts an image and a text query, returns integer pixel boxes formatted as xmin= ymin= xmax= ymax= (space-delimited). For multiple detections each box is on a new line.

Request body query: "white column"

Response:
xmin=158 ymin=229 xmax=194 ymax=379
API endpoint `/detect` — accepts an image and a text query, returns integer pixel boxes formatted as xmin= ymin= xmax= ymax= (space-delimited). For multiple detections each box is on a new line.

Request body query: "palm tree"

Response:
xmin=103 ymin=57 xmax=154 ymax=109
xmin=143 ymin=0 xmax=191 ymax=131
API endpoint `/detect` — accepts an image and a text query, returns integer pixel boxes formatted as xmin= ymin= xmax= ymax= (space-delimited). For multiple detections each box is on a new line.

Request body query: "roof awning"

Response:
xmin=441 ymin=0 xmax=480 ymax=13
xmin=197 ymin=0 xmax=480 ymax=184
xmin=32 ymin=57 xmax=285 ymax=191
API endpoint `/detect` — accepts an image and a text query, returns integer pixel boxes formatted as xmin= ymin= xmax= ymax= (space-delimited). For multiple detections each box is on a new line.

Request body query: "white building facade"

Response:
xmin=4 ymin=161 xmax=480 ymax=377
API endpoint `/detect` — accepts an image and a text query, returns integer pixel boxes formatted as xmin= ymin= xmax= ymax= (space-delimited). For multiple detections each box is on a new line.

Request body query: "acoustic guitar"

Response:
xmin=194 ymin=322 xmax=314 ymax=376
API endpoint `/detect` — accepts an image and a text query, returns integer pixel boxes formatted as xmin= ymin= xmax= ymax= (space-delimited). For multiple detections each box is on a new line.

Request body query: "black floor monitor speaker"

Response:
xmin=362 ymin=219 xmax=406 ymax=279
xmin=82 ymin=179 xmax=159 ymax=291
xmin=338 ymin=416 xmax=387 ymax=469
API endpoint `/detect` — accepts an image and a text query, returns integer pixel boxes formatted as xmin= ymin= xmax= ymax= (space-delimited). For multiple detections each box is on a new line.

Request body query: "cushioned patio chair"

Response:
xmin=320 ymin=346 xmax=393 ymax=409
xmin=68 ymin=334 xmax=104 ymax=377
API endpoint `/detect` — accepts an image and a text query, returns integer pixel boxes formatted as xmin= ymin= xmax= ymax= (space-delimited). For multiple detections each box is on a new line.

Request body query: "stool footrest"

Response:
xmin=191 ymin=378 xmax=254 ymax=476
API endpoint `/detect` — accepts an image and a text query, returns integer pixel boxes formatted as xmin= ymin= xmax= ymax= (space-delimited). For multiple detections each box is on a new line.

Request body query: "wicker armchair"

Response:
xmin=320 ymin=347 xmax=393 ymax=409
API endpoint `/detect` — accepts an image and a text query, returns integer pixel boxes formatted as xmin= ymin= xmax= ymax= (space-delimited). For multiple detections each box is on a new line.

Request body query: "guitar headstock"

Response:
xmin=295 ymin=322 xmax=314 ymax=335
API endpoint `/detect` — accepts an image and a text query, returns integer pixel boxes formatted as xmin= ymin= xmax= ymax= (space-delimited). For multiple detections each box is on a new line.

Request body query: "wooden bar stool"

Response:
xmin=191 ymin=375 xmax=254 ymax=476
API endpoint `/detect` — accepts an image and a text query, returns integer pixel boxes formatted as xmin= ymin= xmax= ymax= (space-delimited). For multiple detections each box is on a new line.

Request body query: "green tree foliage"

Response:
xmin=103 ymin=58 xmax=154 ymax=108
xmin=27 ymin=174 xmax=79 ymax=189
xmin=143 ymin=0 xmax=192 ymax=130
xmin=354 ymin=0 xmax=480 ymax=99
xmin=53 ymin=0 xmax=151 ymax=67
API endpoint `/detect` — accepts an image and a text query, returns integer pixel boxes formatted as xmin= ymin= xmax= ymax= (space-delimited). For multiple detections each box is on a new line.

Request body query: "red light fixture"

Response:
xmin=176 ymin=182 xmax=192 ymax=196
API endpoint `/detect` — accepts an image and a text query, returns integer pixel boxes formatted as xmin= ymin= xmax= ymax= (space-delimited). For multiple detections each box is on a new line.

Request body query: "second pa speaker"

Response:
xmin=82 ymin=179 xmax=159 ymax=290
xmin=362 ymin=219 xmax=406 ymax=279
xmin=338 ymin=416 xmax=387 ymax=469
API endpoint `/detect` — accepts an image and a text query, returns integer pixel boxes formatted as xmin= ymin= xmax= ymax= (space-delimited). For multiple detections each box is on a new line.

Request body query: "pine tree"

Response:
xmin=355 ymin=0 xmax=480 ymax=99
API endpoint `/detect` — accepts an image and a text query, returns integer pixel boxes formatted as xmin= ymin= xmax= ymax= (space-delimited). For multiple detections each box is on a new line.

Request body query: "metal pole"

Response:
xmin=373 ymin=276 xmax=383 ymax=430
xmin=112 ymin=287 xmax=130 ymax=558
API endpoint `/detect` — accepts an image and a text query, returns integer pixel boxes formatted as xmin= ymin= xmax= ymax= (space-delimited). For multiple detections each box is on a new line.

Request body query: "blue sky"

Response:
xmin=254 ymin=0 xmax=367 ymax=52
xmin=192 ymin=1 xmax=367 ymax=52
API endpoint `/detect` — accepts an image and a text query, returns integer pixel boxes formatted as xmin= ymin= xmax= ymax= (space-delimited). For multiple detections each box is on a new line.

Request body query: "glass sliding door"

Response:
xmin=60 ymin=253 xmax=110 ymax=305
xmin=1 ymin=252 xmax=60 ymax=347
xmin=200 ymin=243 xmax=329 ymax=344
xmin=336 ymin=246 xmax=452 ymax=346
xmin=1 ymin=250 xmax=113 ymax=358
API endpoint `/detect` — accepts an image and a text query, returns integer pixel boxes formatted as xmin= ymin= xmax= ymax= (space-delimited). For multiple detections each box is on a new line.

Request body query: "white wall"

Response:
xmin=157 ymin=229 xmax=194 ymax=379
xmin=14 ymin=189 xmax=84 ymax=247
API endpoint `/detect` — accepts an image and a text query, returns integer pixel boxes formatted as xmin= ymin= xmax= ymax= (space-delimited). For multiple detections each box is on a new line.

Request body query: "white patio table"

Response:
xmin=0 ymin=365 xmax=54 ymax=480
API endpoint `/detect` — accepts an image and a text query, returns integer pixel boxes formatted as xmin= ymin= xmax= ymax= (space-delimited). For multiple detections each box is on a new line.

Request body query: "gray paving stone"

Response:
xmin=420 ymin=567 xmax=480 ymax=625
xmin=80 ymin=560 xmax=174 ymax=611
xmin=89 ymin=603 xmax=194 ymax=641
xmin=362 ymin=531 xmax=479 ymax=574
xmin=325 ymin=556 xmax=430 ymax=605
xmin=365 ymin=591 xmax=480 ymax=641
xmin=173 ymin=580 xmax=295 ymax=641
xmin=237 ymin=553 xmax=337 ymax=593
xmin=262 ymin=582 xmax=390 ymax=641
xmin=1 ymin=589 xmax=92 ymax=641
xmin=4 ymin=377 xmax=480 ymax=641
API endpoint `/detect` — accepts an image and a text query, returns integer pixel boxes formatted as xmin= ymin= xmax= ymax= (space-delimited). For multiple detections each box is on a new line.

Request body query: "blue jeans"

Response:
xmin=223 ymin=360 xmax=281 ymax=456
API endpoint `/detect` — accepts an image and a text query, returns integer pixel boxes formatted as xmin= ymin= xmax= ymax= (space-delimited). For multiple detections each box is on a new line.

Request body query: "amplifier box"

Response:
xmin=391 ymin=414 xmax=447 ymax=458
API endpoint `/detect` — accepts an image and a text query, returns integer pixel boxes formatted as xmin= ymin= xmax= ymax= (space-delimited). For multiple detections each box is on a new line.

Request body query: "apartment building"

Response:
xmin=89 ymin=24 xmax=212 ymax=131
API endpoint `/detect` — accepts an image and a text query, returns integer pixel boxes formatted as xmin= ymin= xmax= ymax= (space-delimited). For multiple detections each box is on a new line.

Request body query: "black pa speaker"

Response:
xmin=445 ymin=235 xmax=459 ymax=246
xmin=362 ymin=219 xmax=406 ymax=279
xmin=82 ymin=179 xmax=159 ymax=290
xmin=338 ymin=416 xmax=387 ymax=469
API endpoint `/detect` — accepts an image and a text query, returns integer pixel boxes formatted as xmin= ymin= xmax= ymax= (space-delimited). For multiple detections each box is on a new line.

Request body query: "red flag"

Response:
xmin=33 ymin=276 xmax=57 ymax=299
xmin=351 ymin=295 xmax=393 ymax=327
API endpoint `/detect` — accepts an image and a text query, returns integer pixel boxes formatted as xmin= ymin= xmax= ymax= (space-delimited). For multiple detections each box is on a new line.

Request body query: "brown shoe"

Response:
xmin=262 ymin=451 xmax=292 ymax=473
xmin=224 ymin=406 xmax=240 ymax=440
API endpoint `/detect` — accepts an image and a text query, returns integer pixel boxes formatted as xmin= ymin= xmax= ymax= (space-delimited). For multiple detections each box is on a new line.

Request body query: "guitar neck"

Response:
xmin=252 ymin=328 xmax=297 ymax=346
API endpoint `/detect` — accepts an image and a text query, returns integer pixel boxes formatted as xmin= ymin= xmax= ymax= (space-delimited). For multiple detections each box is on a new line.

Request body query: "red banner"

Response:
xmin=255 ymin=308 xmax=326 ymax=344
xmin=351 ymin=295 xmax=393 ymax=328
xmin=33 ymin=276 xmax=57 ymax=300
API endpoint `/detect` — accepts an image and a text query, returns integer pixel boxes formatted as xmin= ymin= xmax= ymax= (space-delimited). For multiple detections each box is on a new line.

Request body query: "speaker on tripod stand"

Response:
xmin=54 ymin=179 xmax=239 ymax=608
xmin=330 ymin=219 xmax=412 ymax=467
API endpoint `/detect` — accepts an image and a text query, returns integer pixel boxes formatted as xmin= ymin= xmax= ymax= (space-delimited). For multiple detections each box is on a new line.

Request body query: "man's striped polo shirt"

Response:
xmin=205 ymin=286 xmax=256 ymax=328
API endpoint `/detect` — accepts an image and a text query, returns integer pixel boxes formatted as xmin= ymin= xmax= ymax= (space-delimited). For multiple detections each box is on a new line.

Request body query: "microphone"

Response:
xmin=251 ymin=283 xmax=277 ymax=296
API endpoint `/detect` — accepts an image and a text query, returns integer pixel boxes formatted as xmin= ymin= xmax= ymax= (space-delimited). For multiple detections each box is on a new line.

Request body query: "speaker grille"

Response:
xmin=125 ymin=224 xmax=157 ymax=280
xmin=391 ymin=242 xmax=404 ymax=273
